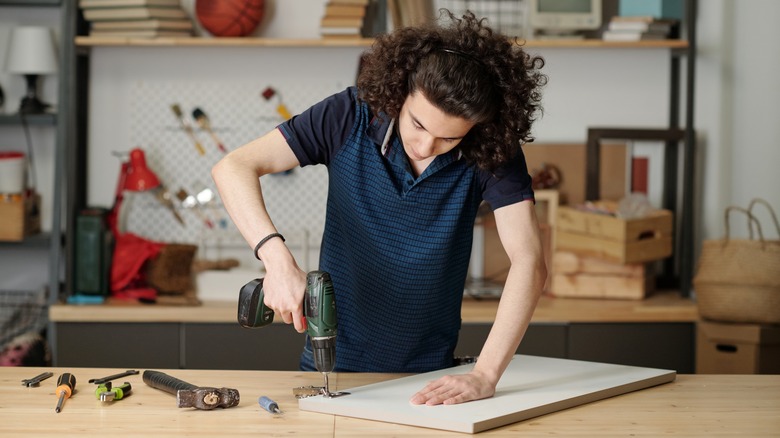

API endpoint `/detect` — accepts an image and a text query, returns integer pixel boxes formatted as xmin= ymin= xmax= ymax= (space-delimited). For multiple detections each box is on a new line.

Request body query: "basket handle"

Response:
xmin=747 ymin=198 xmax=780 ymax=238
xmin=724 ymin=206 xmax=765 ymax=248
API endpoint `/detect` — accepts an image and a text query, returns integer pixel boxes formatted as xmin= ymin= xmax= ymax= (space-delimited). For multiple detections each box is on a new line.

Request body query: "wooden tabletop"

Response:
xmin=49 ymin=290 xmax=699 ymax=323
xmin=1 ymin=367 xmax=776 ymax=437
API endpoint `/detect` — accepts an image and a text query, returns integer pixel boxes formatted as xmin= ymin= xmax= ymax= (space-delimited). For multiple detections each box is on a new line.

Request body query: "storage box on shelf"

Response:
xmin=555 ymin=202 xmax=673 ymax=264
xmin=0 ymin=192 xmax=41 ymax=242
xmin=551 ymin=251 xmax=654 ymax=300
xmin=696 ymin=320 xmax=780 ymax=374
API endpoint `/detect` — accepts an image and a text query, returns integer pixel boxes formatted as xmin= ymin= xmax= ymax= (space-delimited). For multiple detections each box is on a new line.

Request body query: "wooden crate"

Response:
xmin=555 ymin=203 xmax=673 ymax=264
xmin=0 ymin=192 xmax=41 ymax=241
xmin=482 ymin=190 xmax=559 ymax=292
xmin=550 ymin=251 xmax=654 ymax=300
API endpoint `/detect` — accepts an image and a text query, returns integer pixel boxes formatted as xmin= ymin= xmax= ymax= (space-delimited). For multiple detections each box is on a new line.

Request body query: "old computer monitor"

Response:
xmin=528 ymin=0 xmax=602 ymax=38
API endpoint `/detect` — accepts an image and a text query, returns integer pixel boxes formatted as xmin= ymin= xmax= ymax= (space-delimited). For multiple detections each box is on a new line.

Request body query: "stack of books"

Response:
xmin=320 ymin=0 xmax=369 ymax=39
xmin=80 ymin=0 xmax=194 ymax=38
xmin=601 ymin=16 xmax=678 ymax=42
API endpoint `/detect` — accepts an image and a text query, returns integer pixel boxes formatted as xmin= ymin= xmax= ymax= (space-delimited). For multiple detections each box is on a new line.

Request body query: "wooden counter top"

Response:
xmin=1 ymin=367 xmax=776 ymax=437
xmin=49 ymin=291 xmax=698 ymax=324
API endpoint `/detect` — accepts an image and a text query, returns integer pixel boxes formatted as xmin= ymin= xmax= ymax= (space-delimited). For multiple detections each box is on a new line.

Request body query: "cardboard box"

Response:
xmin=550 ymin=251 xmax=654 ymax=299
xmin=0 ymin=192 xmax=41 ymax=241
xmin=555 ymin=203 xmax=673 ymax=264
xmin=696 ymin=321 xmax=780 ymax=374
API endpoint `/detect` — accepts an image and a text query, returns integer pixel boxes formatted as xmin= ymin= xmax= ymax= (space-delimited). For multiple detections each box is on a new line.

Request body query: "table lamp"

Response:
xmin=107 ymin=148 xmax=184 ymax=237
xmin=5 ymin=26 xmax=58 ymax=114
xmin=108 ymin=148 xmax=161 ymax=237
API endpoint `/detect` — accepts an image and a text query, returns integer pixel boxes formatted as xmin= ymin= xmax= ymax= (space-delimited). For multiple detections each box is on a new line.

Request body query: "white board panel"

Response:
xmin=299 ymin=355 xmax=676 ymax=434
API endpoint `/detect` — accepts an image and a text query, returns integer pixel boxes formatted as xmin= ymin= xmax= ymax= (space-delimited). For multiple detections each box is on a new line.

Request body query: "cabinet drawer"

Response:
xmin=568 ymin=323 xmax=695 ymax=373
xmin=55 ymin=322 xmax=179 ymax=368
xmin=456 ymin=323 xmax=568 ymax=359
xmin=184 ymin=323 xmax=305 ymax=370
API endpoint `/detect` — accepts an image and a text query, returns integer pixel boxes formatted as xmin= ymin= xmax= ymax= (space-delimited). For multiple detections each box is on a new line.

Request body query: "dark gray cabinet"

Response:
xmin=56 ymin=322 xmax=180 ymax=368
xmin=184 ymin=323 xmax=305 ymax=370
xmin=54 ymin=321 xmax=695 ymax=373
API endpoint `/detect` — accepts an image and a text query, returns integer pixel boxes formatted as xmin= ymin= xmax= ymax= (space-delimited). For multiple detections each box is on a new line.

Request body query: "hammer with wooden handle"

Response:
xmin=142 ymin=370 xmax=240 ymax=410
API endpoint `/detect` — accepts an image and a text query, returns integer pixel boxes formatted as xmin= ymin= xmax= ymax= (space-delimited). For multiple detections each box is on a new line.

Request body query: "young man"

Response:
xmin=212 ymin=10 xmax=548 ymax=405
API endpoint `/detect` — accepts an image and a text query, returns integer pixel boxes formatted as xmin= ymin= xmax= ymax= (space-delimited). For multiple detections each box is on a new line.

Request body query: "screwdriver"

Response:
xmin=55 ymin=373 xmax=76 ymax=413
xmin=258 ymin=396 xmax=282 ymax=414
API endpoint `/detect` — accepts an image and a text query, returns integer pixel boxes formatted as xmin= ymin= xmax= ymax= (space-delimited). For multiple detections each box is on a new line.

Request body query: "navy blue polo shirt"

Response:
xmin=278 ymin=87 xmax=534 ymax=373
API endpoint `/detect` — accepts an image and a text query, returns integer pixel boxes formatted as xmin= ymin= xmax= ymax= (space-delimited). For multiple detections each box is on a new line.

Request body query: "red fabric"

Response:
xmin=111 ymin=232 xmax=164 ymax=301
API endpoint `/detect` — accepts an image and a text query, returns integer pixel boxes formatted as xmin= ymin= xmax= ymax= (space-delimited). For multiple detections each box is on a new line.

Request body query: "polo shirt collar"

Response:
xmin=368 ymin=116 xmax=464 ymax=161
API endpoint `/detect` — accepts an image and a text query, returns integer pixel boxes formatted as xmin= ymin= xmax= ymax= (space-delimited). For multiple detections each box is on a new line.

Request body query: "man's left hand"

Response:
xmin=409 ymin=370 xmax=495 ymax=405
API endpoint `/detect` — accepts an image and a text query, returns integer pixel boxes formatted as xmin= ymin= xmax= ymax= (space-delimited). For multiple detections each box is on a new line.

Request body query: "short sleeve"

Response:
xmin=480 ymin=150 xmax=535 ymax=210
xmin=277 ymin=87 xmax=359 ymax=167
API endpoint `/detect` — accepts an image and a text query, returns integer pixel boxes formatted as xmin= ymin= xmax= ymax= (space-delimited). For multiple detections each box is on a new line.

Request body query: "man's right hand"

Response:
xmin=260 ymin=245 xmax=308 ymax=333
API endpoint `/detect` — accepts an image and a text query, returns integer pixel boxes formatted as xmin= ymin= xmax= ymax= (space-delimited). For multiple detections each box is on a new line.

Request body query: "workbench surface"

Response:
xmin=49 ymin=290 xmax=698 ymax=323
xmin=0 ymin=367 xmax=776 ymax=436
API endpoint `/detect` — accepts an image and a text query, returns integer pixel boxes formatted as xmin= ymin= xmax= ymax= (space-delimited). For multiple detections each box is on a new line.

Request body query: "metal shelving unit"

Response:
xmin=0 ymin=0 xmax=73 ymax=365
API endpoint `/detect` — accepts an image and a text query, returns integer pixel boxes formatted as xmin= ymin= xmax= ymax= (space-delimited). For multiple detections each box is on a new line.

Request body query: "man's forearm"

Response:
xmin=472 ymin=255 xmax=545 ymax=385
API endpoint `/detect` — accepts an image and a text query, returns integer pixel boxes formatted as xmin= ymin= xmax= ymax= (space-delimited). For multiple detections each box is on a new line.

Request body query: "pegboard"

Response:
xmin=123 ymin=79 xmax=341 ymax=268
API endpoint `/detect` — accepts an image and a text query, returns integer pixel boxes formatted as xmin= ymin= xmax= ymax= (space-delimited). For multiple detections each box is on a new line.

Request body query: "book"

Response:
xmin=91 ymin=18 xmax=193 ymax=31
xmin=89 ymin=29 xmax=192 ymax=38
xmin=602 ymin=30 xmax=667 ymax=41
xmin=391 ymin=0 xmax=433 ymax=28
xmin=320 ymin=16 xmax=364 ymax=28
xmin=320 ymin=26 xmax=362 ymax=37
xmin=361 ymin=0 xmax=386 ymax=37
xmin=609 ymin=15 xmax=659 ymax=23
xmin=608 ymin=20 xmax=674 ymax=33
xmin=325 ymin=3 xmax=366 ymax=17
xmin=83 ymin=6 xmax=188 ymax=21
xmin=606 ymin=16 xmax=678 ymax=39
xmin=79 ymin=0 xmax=181 ymax=8
xmin=328 ymin=0 xmax=369 ymax=5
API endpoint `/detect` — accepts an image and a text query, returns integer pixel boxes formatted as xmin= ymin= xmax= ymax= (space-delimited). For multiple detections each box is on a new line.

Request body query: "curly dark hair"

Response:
xmin=357 ymin=10 xmax=547 ymax=172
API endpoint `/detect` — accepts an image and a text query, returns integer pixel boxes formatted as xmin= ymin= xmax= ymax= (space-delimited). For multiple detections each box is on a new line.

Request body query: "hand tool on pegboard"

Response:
xmin=170 ymin=103 xmax=206 ymax=156
xmin=176 ymin=188 xmax=215 ymax=229
xmin=192 ymin=107 xmax=228 ymax=154
xmin=143 ymin=370 xmax=240 ymax=409
xmin=260 ymin=86 xmax=293 ymax=121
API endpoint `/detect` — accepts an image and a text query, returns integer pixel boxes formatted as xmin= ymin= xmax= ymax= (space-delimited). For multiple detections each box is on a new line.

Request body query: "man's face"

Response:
xmin=398 ymin=91 xmax=474 ymax=174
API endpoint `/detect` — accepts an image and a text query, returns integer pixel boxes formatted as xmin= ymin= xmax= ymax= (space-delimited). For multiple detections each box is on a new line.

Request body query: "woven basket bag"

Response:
xmin=693 ymin=199 xmax=780 ymax=324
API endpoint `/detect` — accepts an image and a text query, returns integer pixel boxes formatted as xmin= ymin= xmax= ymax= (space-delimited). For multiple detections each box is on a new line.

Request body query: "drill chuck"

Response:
xmin=311 ymin=336 xmax=337 ymax=374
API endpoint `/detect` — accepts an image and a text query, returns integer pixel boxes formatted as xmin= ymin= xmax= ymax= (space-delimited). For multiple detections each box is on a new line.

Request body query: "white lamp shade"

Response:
xmin=5 ymin=26 xmax=58 ymax=75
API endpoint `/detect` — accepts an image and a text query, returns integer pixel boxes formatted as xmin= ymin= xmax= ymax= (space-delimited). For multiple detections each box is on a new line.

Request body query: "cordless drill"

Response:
xmin=238 ymin=270 xmax=343 ymax=396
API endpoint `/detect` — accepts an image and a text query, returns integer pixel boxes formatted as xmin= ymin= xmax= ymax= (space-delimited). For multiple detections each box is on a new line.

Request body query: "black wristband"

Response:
xmin=254 ymin=233 xmax=285 ymax=261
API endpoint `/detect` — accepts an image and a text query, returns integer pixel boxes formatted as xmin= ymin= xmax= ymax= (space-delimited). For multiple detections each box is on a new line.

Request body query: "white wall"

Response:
xmin=695 ymin=0 xmax=780 ymax=242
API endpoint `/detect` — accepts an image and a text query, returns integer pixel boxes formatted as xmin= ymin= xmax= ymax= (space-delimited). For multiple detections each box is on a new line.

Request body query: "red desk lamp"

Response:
xmin=108 ymin=148 xmax=182 ymax=237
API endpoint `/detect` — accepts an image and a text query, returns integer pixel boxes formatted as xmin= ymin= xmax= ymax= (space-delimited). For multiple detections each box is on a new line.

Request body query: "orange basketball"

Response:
xmin=195 ymin=0 xmax=265 ymax=37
